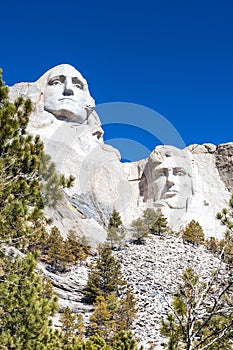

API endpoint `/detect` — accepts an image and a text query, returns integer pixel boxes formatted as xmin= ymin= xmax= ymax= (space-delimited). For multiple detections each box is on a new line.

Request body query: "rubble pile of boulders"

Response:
xmin=114 ymin=235 xmax=224 ymax=349
xmin=49 ymin=234 xmax=224 ymax=349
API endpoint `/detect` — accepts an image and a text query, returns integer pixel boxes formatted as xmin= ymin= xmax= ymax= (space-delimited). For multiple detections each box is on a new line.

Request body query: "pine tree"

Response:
xmin=206 ymin=236 xmax=233 ymax=264
xmin=63 ymin=231 xmax=77 ymax=265
xmin=206 ymin=236 xmax=219 ymax=255
xmin=46 ymin=226 xmax=68 ymax=272
xmin=65 ymin=231 xmax=91 ymax=265
xmin=61 ymin=307 xmax=77 ymax=344
xmin=160 ymin=267 xmax=233 ymax=349
xmin=182 ymin=220 xmax=205 ymax=246
xmin=45 ymin=227 xmax=91 ymax=272
xmin=113 ymin=331 xmax=143 ymax=350
xmin=220 ymin=239 xmax=233 ymax=264
xmin=216 ymin=194 xmax=233 ymax=265
xmin=108 ymin=209 xmax=123 ymax=229
xmin=152 ymin=210 xmax=169 ymax=235
xmin=0 ymin=252 xmax=61 ymax=349
xmin=84 ymin=244 xmax=126 ymax=303
xmin=88 ymin=293 xmax=119 ymax=343
xmin=76 ymin=314 xmax=86 ymax=341
xmin=60 ymin=307 xmax=85 ymax=346
xmin=216 ymin=194 xmax=233 ymax=241
xmin=143 ymin=208 xmax=159 ymax=233
xmin=116 ymin=287 xmax=138 ymax=332
xmin=143 ymin=208 xmax=169 ymax=235
xmin=107 ymin=209 xmax=125 ymax=250
xmin=0 ymin=69 xmax=79 ymax=349
xmin=78 ymin=234 xmax=92 ymax=256
xmin=88 ymin=290 xmax=138 ymax=345
xmin=130 ymin=218 xmax=149 ymax=244
xmin=85 ymin=335 xmax=111 ymax=350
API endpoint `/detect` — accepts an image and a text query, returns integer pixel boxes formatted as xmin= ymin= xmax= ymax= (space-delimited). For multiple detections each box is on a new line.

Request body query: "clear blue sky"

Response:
xmin=1 ymin=0 xmax=233 ymax=161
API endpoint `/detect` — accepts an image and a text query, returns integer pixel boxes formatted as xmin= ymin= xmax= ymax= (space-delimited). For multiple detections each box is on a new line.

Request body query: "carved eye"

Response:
xmin=75 ymin=83 xmax=83 ymax=89
xmin=72 ymin=79 xmax=84 ymax=90
xmin=48 ymin=75 xmax=65 ymax=86
xmin=48 ymin=79 xmax=62 ymax=86
xmin=175 ymin=170 xmax=186 ymax=176
xmin=156 ymin=170 xmax=166 ymax=178
xmin=52 ymin=80 xmax=62 ymax=85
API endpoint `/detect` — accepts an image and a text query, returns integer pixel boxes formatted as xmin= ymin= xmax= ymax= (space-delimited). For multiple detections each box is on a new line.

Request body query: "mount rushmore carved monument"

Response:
xmin=9 ymin=63 xmax=233 ymax=243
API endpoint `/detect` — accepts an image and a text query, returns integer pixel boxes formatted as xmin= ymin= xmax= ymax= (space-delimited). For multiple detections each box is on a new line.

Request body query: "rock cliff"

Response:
xmin=9 ymin=64 xmax=232 ymax=243
xmin=8 ymin=64 xmax=233 ymax=349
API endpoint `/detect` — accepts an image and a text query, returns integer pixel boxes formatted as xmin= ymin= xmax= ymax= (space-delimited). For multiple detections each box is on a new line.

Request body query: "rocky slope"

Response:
xmin=114 ymin=236 xmax=226 ymax=349
xmin=46 ymin=234 xmax=226 ymax=349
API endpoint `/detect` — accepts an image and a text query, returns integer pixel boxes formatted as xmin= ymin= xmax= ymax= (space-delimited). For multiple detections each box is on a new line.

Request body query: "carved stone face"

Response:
xmin=44 ymin=65 xmax=94 ymax=123
xmin=152 ymin=155 xmax=193 ymax=210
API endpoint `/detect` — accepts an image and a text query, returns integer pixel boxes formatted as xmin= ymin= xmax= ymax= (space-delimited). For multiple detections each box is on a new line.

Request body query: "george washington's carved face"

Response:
xmin=44 ymin=65 xmax=94 ymax=123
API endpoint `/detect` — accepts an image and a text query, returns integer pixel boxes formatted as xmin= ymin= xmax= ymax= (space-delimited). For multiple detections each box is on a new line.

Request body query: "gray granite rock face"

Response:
xmin=137 ymin=143 xmax=231 ymax=238
xmin=9 ymin=64 xmax=232 ymax=243
xmin=215 ymin=143 xmax=233 ymax=192
xmin=7 ymin=64 xmax=233 ymax=349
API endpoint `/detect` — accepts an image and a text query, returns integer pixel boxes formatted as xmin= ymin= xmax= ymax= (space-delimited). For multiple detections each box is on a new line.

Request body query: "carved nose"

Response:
xmin=63 ymin=88 xmax=74 ymax=96
xmin=167 ymin=180 xmax=174 ymax=187
xmin=166 ymin=176 xmax=175 ymax=187
xmin=63 ymin=79 xmax=74 ymax=96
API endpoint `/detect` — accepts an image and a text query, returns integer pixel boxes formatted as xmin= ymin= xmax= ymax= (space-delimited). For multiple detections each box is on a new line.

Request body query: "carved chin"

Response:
xmin=163 ymin=198 xmax=187 ymax=210
xmin=44 ymin=107 xmax=87 ymax=124
xmin=165 ymin=202 xmax=184 ymax=209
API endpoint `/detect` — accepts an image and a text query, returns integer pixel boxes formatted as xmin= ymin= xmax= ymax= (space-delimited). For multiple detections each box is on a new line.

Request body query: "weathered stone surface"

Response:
xmin=186 ymin=143 xmax=216 ymax=154
xmin=134 ymin=144 xmax=231 ymax=238
xmin=9 ymin=64 xmax=139 ymax=243
xmin=9 ymin=64 xmax=232 ymax=242
xmin=44 ymin=196 xmax=107 ymax=246
xmin=7 ymin=64 xmax=233 ymax=349
xmin=215 ymin=142 xmax=233 ymax=192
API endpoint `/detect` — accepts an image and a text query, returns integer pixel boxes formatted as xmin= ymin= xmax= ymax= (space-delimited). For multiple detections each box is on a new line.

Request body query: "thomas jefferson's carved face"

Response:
xmin=152 ymin=156 xmax=193 ymax=210
xmin=44 ymin=65 xmax=94 ymax=123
